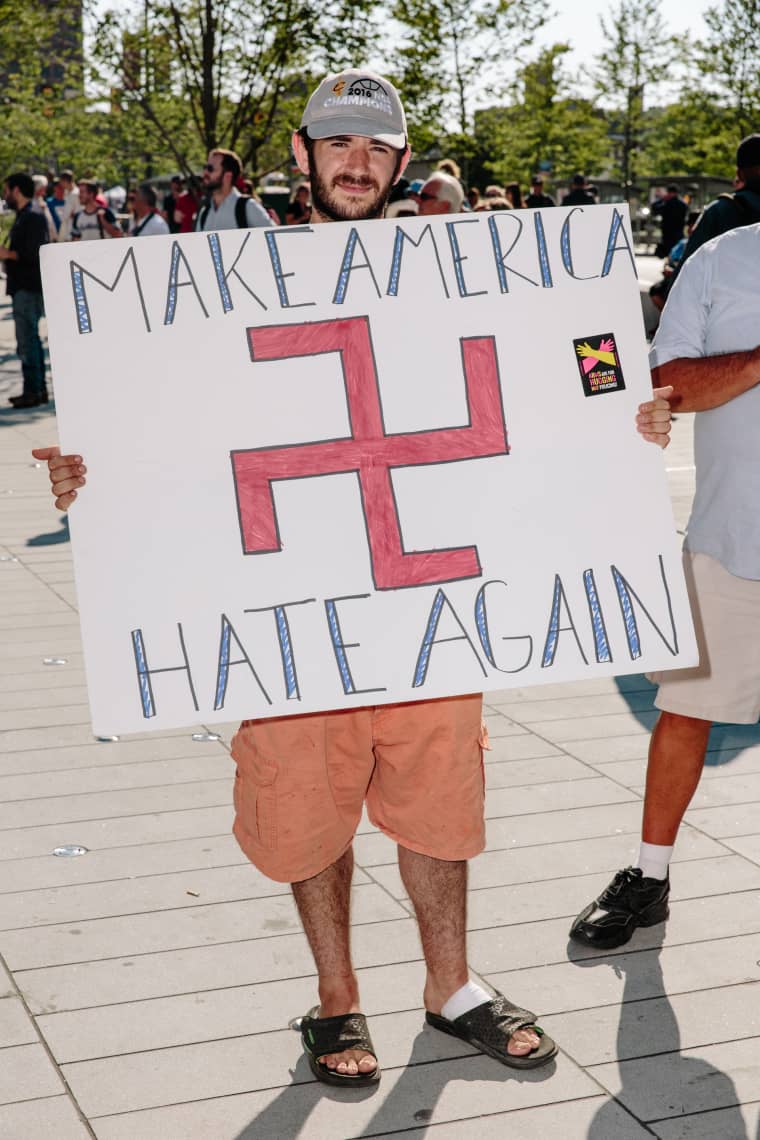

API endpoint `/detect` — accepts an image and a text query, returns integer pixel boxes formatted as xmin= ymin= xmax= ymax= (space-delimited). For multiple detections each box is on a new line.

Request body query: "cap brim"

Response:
xmin=305 ymin=118 xmax=406 ymax=148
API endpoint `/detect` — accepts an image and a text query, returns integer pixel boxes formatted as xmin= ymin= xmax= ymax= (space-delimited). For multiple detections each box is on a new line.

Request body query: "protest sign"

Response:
xmin=41 ymin=204 xmax=697 ymax=734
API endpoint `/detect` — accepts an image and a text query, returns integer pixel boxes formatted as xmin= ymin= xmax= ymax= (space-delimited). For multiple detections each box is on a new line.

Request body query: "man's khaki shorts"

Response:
xmin=651 ymin=550 xmax=760 ymax=724
xmin=231 ymin=693 xmax=485 ymax=883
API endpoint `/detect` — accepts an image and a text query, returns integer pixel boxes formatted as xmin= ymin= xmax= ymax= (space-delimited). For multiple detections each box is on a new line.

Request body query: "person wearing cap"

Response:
xmin=416 ymin=170 xmax=465 ymax=215
xmin=676 ymin=133 xmax=760 ymax=268
xmin=525 ymin=175 xmax=555 ymax=208
xmin=562 ymin=173 xmax=596 ymax=208
xmin=34 ymin=67 xmax=673 ymax=1091
xmin=570 ymin=216 xmax=760 ymax=953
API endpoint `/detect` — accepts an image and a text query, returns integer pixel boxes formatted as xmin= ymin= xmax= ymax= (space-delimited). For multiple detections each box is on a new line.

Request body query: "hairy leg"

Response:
xmin=642 ymin=711 xmax=712 ymax=845
xmin=398 ymin=846 xmax=538 ymax=1056
xmin=292 ymin=847 xmax=375 ymax=1075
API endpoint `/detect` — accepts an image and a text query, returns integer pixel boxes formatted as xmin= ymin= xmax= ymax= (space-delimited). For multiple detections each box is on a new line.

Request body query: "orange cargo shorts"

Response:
xmin=231 ymin=693 xmax=486 ymax=883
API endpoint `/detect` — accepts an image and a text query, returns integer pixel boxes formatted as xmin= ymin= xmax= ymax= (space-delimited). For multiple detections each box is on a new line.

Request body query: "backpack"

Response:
xmin=198 ymin=194 xmax=250 ymax=230
xmin=716 ymin=191 xmax=760 ymax=226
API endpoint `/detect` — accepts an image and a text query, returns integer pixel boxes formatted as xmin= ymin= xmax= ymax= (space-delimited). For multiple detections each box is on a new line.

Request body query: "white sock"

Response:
xmin=440 ymin=980 xmax=492 ymax=1021
xmin=637 ymin=841 xmax=673 ymax=881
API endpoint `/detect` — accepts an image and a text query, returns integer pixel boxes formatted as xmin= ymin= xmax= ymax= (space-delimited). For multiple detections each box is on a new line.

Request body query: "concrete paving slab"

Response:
xmin=88 ymin=1054 xmax=601 ymax=1140
xmin=369 ymin=830 xmax=722 ymax=899
xmin=0 ymin=1042 xmax=66 ymax=1104
xmin=484 ymin=754 xmax=595 ymax=787
xmin=651 ymin=1100 xmax=760 ymax=1139
xmin=0 ymin=776 xmax=233 ymax=830
xmin=481 ymin=733 xmax=562 ymax=762
xmin=0 ymin=885 xmax=409 ymax=970
xmin=0 ymin=805 xmax=233 ymax=861
xmin=63 ymin=1022 xmax=595 ymax=1119
xmin=0 ymin=995 xmax=38 ymax=1047
xmin=500 ymin=691 xmax=657 ymax=723
xmin=484 ymin=774 xmax=638 ymax=818
xmin=0 ymin=751 xmax=232 ymax=802
xmin=485 ymin=800 xmax=644 ymax=848
xmin=529 ymin=711 xmax=659 ymax=744
xmin=0 ymin=834 xmax=249 ymax=892
xmin=18 ymin=918 xmax=423 ymax=1014
xmin=0 ymin=684 xmax=89 ymax=710
xmin=0 ymin=732 xmax=227 ymax=775
xmin=540 ymin=980 xmax=760 ymax=1067
xmin=37 ymin=960 xmax=430 ymax=1063
xmin=684 ymin=802 xmax=760 ymax=839
xmin=488 ymin=932 xmax=760 ymax=1020
xmin=0 ymin=1096 xmax=91 ymax=1140
xmin=589 ymin=1037 xmax=760 ymax=1121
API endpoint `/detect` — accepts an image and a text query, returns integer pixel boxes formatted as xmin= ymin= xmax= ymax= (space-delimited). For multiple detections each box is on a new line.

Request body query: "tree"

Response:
xmin=90 ymin=0 xmax=382 ymax=179
xmin=695 ymin=0 xmax=760 ymax=145
xmin=474 ymin=44 xmax=610 ymax=189
xmin=391 ymin=0 xmax=548 ymax=157
xmin=592 ymin=0 xmax=674 ymax=197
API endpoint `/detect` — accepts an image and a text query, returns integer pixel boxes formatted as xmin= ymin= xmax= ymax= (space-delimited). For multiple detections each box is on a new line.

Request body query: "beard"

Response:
xmin=310 ymin=167 xmax=393 ymax=223
xmin=203 ymin=173 xmax=224 ymax=193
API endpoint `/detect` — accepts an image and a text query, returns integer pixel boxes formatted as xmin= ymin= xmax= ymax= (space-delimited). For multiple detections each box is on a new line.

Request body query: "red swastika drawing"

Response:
xmin=231 ymin=316 xmax=509 ymax=590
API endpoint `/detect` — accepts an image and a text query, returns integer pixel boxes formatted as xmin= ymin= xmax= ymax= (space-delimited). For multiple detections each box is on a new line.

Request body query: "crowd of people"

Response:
xmin=6 ymin=61 xmax=760 ymax=1109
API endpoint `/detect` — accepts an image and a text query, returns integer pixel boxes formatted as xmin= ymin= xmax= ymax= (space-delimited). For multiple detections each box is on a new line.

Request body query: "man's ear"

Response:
xmin=394 ymin=145 xmax=412 ymax=185
xmin=292 ymin=131 xmax=311 ymax=177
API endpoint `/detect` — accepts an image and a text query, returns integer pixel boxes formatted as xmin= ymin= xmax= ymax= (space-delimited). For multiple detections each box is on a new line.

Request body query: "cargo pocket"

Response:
xmin=233 ymin=730 xmax=279 ymax=852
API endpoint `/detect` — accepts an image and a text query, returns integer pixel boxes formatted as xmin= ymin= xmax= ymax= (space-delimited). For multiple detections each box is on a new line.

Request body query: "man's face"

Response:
xmin=417 ymin=179 xmax=451 ymax=216
xmin=202 ymin=152 xmax=227 ymax=193
xmin=78 ymin=182 xmax=94 ymax=206
xmin=3 ymin=183 xmax=16 ymax=210
xmin=296 ymin=134 xmax=405 ymax=222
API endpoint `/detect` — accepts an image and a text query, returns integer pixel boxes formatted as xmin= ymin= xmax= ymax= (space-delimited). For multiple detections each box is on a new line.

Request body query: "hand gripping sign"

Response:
xmin=40 ymin=204 xmax=697 ymax=733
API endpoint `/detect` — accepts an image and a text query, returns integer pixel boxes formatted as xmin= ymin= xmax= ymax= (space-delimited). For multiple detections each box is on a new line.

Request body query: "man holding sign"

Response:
xmin=35 ymin=69 xmax=673 ymax=1088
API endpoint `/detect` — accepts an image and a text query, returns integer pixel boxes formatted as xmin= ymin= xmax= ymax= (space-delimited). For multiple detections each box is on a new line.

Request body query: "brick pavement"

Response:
xmin=1 ymin=288 xmax=760 ymax=1139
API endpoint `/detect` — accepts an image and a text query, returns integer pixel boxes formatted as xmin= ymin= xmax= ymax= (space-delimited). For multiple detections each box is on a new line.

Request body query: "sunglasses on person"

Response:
xmin=418 ymin=190 xmax=439 ymax=201
xmin=204 ymin=163 xmax=217 ymax=172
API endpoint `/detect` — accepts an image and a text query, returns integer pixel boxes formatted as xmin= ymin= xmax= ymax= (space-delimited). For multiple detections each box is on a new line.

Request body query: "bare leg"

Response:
xmin=292 ymin=847 xmax=376 ymax=1076
xmin=642 ymin=711 xmax=712 ymax=845
xmin=397 ymin=846 xmax=538 ymax=1057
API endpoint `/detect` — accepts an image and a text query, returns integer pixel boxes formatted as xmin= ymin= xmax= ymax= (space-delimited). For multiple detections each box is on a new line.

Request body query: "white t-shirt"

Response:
xmin=649 ymin=222 xmax=760 ymax=578
xmin=71 ymin=206 xmax=118 ymax=240
xmin=195 ymin=187 xmax=273 ymax=231
xmin=129 ymin=211 xmax=170 ymax=237
xmin=57 ymin=188 xmax=80 ymax=241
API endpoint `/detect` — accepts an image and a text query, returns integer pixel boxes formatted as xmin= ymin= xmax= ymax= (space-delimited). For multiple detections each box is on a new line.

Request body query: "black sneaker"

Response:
xmin=569 ymin=867 xmax=670 ymax=949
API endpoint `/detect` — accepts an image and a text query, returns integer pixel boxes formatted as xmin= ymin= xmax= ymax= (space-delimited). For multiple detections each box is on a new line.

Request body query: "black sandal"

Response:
xmin=300 ymin=1006 xmax=381 ymax=1087
xmin=426 ymin=993 xmax=557 ymax=1070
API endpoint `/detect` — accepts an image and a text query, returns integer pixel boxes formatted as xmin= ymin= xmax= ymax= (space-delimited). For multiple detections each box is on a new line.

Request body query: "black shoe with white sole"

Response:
xmin=569 ymin=866 xmax=670 ymax=950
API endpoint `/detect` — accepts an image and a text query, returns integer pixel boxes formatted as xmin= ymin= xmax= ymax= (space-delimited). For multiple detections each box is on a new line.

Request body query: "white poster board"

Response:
xmin=41 ymin=204 xmax=697 ymax=735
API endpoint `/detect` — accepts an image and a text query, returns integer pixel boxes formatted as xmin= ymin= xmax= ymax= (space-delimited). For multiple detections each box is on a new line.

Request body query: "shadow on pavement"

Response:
xmin=615 ymin=673 xmax=760 ymax=769
xmin=234 ymin=1028 xmax=555 ymax=1139
xmin=0 ymin=401 xmax=55 ymax=425
xmin=571 ymin=933 xmax=750 ymax=1139
xmin=26 ymin=515 xmax=69 ymax=546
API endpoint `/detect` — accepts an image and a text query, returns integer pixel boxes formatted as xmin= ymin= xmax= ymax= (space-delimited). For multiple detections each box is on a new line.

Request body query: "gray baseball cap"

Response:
xmin=300 ymin=68 xmax=407 ymax=148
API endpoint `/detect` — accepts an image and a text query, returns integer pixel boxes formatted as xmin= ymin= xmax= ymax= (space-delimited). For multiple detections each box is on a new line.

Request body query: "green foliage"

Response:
xmin=592 ymin=0 xmax=676 ymax=193
xmin=474 ymin=44 xmax=610 ymax=189
xmin=697 ymin=0 xmax=760 ymax=143
xmin=391 ymin=0 xmax=548 ymax=148
xmin=89 ymin=0 xmax=382 ymax=179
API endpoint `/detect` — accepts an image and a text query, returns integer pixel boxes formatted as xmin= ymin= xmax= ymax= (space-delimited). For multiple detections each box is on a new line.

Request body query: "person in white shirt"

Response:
xmin=31 ymin=175 xmax=58 ymax=242
xmin=128 ymin=184 xmax=170 ymax=237
xmin=56 ymin=170 xmax=80 ymax=242
xmin=195 ymin=148 xmax=272 ymax=231
xmin=571 ymin=221 xmax=760 ymax=951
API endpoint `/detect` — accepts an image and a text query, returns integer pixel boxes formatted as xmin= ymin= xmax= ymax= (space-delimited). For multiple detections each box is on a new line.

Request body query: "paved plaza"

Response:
xmin=1 ymin=284 xmax=760 ymax=1139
